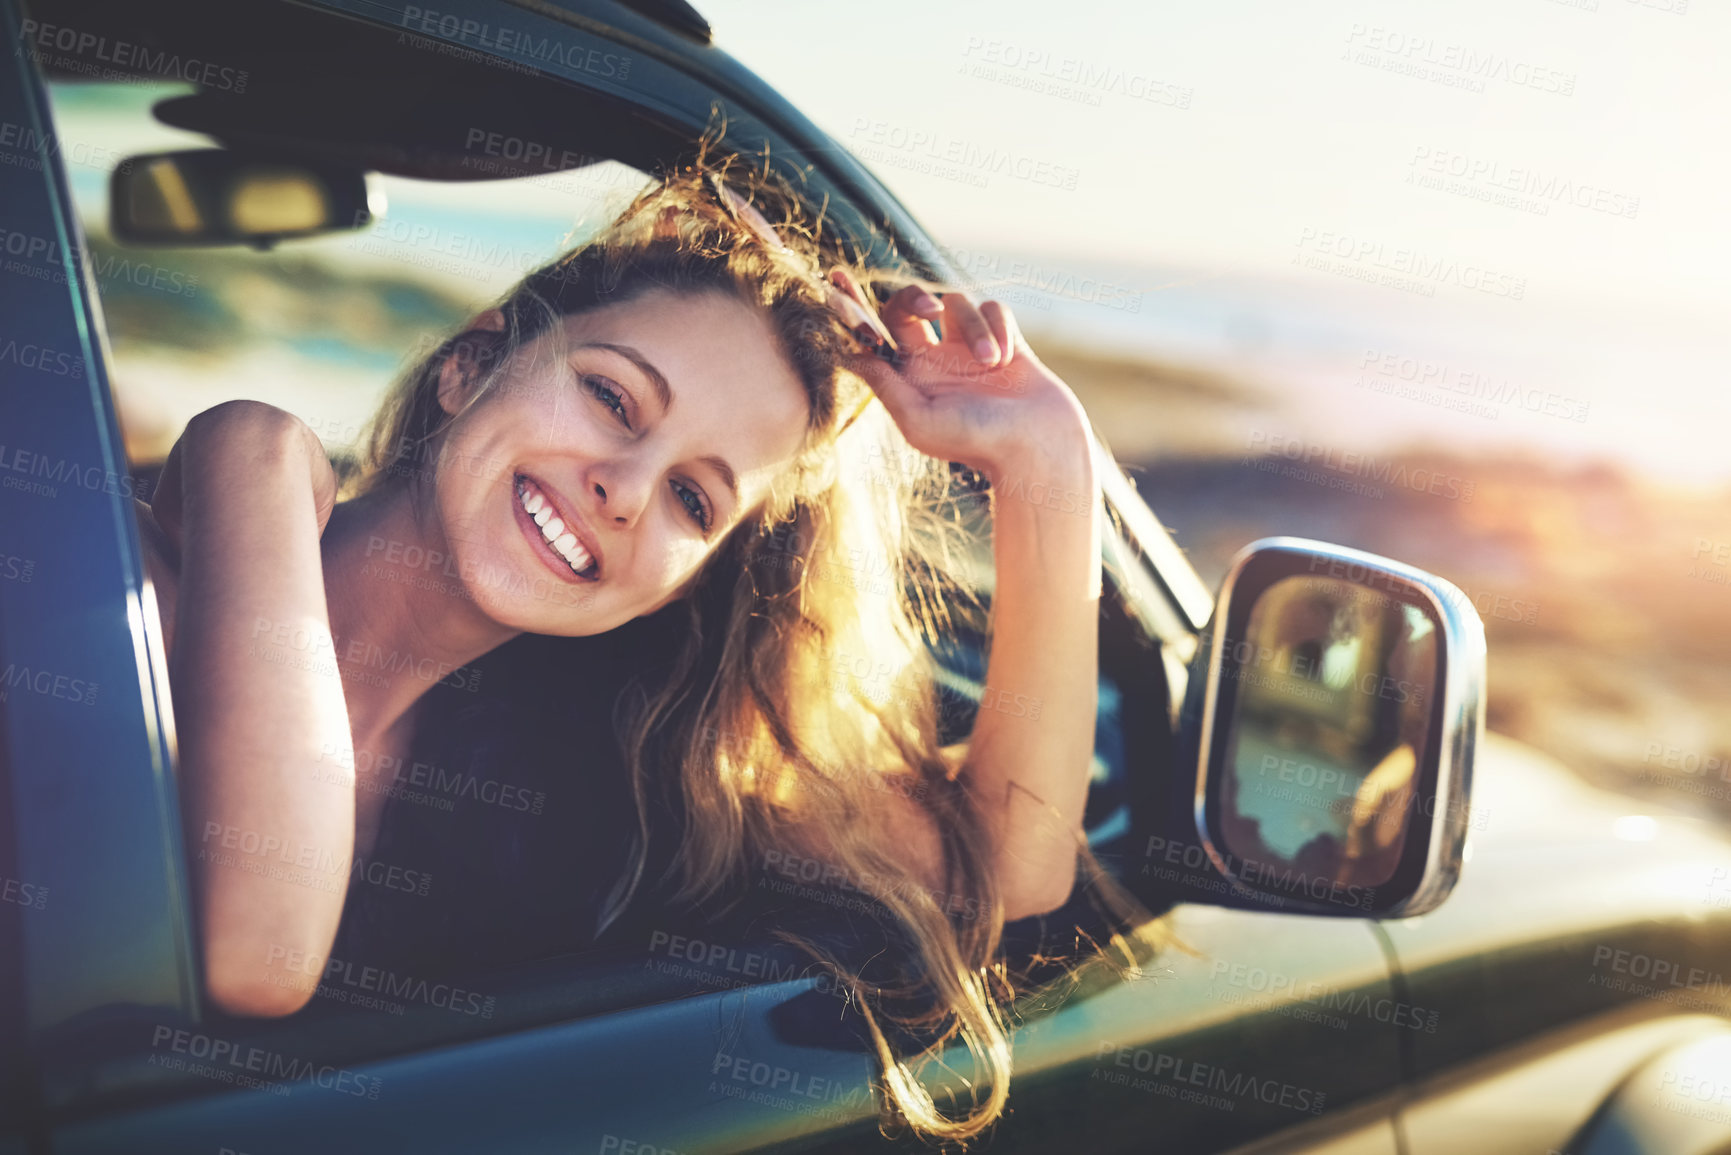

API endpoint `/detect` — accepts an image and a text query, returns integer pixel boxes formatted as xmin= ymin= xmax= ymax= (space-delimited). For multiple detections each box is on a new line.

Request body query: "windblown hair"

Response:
xmin=343 ymin=133 xmax=1165 ymax=1145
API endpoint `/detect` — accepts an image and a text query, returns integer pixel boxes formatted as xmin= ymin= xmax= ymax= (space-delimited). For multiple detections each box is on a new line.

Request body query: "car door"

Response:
xmin=0 ymin=3 xmax=198 ymax=1151
xmin=6 ymin=1 xmax=1416 ymax=1151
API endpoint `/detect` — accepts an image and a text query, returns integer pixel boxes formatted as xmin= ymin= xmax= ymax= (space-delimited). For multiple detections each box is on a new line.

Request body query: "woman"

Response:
xmin=137 ymin=144 xmax=1155 ymax=1140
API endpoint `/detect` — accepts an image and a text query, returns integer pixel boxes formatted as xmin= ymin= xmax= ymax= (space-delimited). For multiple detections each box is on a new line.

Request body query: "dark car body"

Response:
xmin=2 ymin=2 xmax=1729 ymax=1153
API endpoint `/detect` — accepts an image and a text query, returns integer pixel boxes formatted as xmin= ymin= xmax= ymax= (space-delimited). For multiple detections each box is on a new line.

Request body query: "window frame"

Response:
xmin=12 ymin=0 xmax=1216 ymax=1126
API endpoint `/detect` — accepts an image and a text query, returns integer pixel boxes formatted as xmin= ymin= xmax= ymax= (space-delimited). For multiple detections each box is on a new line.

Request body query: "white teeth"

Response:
xmin=517 ymin=479 xmax=596 ymax=577
xmin=554 ymin=534 xmax=591 ymax=571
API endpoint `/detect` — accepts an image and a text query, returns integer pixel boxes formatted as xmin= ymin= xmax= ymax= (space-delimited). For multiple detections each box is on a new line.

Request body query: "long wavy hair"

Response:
xmin=340 ymin=133 xmax=1166 ymax=1144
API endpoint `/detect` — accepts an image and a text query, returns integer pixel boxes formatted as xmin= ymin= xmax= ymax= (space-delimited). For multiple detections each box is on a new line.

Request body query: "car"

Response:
xmin=2 ymin=1 xmax=1730 ymax=1153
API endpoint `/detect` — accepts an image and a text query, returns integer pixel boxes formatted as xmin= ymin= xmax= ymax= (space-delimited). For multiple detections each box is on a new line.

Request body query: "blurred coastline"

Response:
xmin=91 ymin=233 xmax=1731 ymax=824
xmin=1040 ymin=338 xmax=1731 ymax=824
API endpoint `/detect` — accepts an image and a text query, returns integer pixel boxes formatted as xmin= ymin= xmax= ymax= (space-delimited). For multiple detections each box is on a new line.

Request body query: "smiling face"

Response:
xmin=427 ymin=287 xmax=813 ymax=634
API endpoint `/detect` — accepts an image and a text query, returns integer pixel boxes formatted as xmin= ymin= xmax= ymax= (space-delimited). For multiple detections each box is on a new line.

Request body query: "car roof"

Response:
xmin=29 ymin=0 xmax=939 ymax=274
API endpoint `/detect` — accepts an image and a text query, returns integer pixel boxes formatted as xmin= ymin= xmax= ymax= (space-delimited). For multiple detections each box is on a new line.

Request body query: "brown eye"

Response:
xmin=580 ymin=373 xmax=630 ymax=427
xmin=673 ymin=479 xmax=712 ymax=533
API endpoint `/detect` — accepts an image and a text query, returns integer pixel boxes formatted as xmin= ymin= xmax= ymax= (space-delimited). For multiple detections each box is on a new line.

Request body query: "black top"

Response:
xmin=329 ymin=618 xmax=687 ymax=979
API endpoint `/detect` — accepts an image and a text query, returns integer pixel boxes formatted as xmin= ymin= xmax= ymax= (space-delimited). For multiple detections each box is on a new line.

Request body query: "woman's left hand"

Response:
xmin=827 ymin=268 xmax=1093 ymax=483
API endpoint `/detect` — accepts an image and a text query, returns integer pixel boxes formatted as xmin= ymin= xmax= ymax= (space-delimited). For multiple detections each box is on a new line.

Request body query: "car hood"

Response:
xmin=1378 ymin=731 xmax=1731 ymax=1078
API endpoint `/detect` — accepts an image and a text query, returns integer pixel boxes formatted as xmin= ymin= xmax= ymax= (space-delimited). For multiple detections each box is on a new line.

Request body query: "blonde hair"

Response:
xmin=345 ymin=133 xmax=1167 ymax=1144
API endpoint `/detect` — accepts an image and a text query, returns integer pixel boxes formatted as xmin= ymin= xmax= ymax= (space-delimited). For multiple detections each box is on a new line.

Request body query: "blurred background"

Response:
xmin=40 ymin=0 xmax=1731 ymax=819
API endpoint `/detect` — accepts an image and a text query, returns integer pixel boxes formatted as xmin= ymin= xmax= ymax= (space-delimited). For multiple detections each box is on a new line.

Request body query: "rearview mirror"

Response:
xmin=110 ymin=149 xmax=383 ymax=248
xmin=1190 ymin=538 xmax=1485 ymax=918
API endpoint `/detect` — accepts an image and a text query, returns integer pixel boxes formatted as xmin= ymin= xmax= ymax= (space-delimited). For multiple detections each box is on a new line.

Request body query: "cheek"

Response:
xmin=653 ymin=535 xmax=710 ymax=589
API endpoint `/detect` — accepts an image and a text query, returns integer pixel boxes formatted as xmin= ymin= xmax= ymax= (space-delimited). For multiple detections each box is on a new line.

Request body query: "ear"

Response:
xmin=436 ymin=309 xmax=507 ymax=417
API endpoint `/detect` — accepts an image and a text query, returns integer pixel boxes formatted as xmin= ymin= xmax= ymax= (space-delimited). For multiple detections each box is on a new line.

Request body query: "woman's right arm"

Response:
xmin=155 ymin=400 xmax=352 ymax=1017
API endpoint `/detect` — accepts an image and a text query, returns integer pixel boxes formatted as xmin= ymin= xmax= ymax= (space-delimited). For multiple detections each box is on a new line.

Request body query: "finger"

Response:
xmin=934 ymin=292 xmax=1001 ymax=368
xmin=880 ymin=284 xmax=941 ymax=351
xmin=828 ymin=266 xmax=869 ymax=309
xmin=826 ymin=270 xmax=895 ymax=350
xmin=979 ymin=299 xmax=1018 ymax=368
xmin=825 ymin=284 xmax=893 ymax=357
xmin=841 ymin=351 xmax=928 ymax=430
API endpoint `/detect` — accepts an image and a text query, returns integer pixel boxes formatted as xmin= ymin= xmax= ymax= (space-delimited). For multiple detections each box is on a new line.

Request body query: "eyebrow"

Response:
xmin=577 ymin=341 xmax=741 ymax=511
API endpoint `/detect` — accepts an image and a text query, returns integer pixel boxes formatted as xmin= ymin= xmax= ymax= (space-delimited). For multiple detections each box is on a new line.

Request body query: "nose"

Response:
xmin=587 ymin=460 xmax=651 ymax=528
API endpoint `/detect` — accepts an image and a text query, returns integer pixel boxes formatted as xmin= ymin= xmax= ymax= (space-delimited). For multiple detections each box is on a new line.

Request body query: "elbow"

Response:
xmin=202 ymin=942 xmax=317 ymax=1019
xmin=1000 ymin=854 xmax=1079 ymax=922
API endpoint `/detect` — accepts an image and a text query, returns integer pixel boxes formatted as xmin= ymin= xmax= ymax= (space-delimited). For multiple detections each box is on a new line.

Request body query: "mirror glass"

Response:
xmin=112 ymin=150 xmax=379 ymax=247
xmin=1216 ymin=575 xmax=1440 ymax=890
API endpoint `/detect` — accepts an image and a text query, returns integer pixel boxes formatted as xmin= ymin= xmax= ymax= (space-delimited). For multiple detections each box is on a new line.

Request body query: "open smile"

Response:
xmin=512 ymin=472 xmax=602 ymax=582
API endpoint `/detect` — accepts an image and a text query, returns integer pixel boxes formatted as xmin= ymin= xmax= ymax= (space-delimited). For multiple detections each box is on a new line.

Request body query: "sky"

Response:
xmin=699 ymin=0 xmax=1728 ymax=321
xmin=685 ymin=0 xmax=1731 ymax=487
xmin=46 ymin=0 xmax=1731 ymax=486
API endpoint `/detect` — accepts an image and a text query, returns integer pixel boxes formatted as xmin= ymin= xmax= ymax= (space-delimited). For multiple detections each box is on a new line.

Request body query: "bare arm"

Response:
xmin=832 ymin=273 xmax=1103 ymax=921
xmin=155 ymin=400 xmax=350 ymax=1016
xmin=965 ymin=435 xmax=1100 ymax=919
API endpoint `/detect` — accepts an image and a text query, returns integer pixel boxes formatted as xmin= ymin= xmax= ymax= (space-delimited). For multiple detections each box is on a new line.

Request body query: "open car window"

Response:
xmin=38 ymin=19 xmax=1173 ymax=1094
xmin=45 ymin=81 xmax=657 ymax=473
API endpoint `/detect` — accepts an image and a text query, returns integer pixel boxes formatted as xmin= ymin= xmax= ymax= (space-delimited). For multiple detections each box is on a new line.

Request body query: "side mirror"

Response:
xmin=1189 ymin=538 xmax=1485 ymax=918
xmin=110 ymin=150 xmax=383 ymax=248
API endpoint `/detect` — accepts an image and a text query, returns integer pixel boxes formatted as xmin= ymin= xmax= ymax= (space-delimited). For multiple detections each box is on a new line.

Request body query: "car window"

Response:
xmin=44 ymin=48 xmax=1168 ymax=1079
xmin=46 ymin=81 xmax=655 ymax=472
